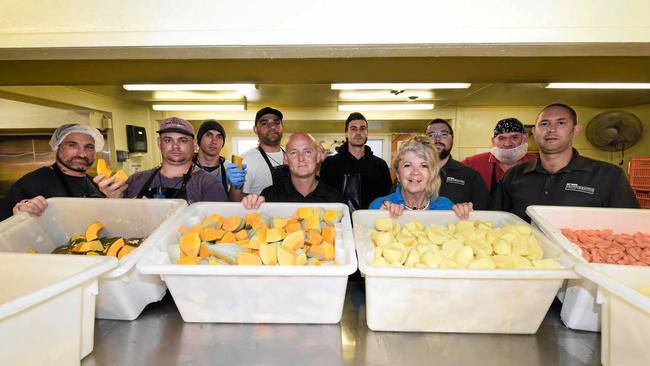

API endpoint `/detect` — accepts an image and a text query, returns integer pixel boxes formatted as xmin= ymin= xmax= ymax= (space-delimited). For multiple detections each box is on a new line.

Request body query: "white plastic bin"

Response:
xmin=137 ymin=202 xmax=357 ymax=323
xmin=527 ymin=205 xmax=650 ymax=332
xmin=575 ymin=264 xmax=650 ymax=366
xmin=0 ymin=253 xmax=116 ymax=366
xmin=0 ymin=197 xmax=186 ymax=325
xmin=353 ymin=209 xmax=577 ymax=333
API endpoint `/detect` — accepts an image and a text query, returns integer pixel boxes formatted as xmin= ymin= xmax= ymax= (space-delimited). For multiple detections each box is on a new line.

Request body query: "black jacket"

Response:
xmin=320 ymin=142 xmax=393 ymax=210
xmin=439 ymin=157 xmax=490 ymax=209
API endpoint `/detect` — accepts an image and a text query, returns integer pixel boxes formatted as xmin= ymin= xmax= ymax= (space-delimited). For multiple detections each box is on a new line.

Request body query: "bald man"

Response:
xmin=242 ymin=133 xmax=343 ymax=208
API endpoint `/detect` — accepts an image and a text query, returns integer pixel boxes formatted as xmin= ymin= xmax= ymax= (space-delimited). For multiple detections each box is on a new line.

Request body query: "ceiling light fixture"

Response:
xmin=125 ymin=84 xmax=256 ymax=91
xmin=152 ymin=91 xmax=245 ymax=100
xmin=339 ymin=90 xmax=434 ymax=100
xmin=152 ymin=104 xmax=246 ymax=111
xmin=331 ymin=83 xmax=470 ymax=90
xmin=337 ymin=103 xmax=434 ymax=111
xmin=546 ymin=83 xmax=650 ymax=89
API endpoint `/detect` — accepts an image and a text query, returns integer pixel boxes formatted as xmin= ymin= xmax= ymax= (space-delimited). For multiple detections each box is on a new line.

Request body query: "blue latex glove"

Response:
xmin=226 ymin=163 xmax=247 ymax=189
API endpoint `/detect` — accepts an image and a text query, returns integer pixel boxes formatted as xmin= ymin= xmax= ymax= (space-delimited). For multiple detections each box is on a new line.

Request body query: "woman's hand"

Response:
xmin=380 ymin=201 xmax=404 ymax=217
xmin=13 ymin=196 xmax=48 ymax=216
xmin=93 ymin=174 xmax=127 ymax=198
xmin=242 ymin=194 xmax=265 ymax=209
xmin=452 ymin=202 xmax=473 ymax=220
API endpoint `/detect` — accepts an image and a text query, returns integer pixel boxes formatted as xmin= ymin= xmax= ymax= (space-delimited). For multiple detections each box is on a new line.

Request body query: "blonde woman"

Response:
xmin=369 ymin=136 xmax=472 ymax=218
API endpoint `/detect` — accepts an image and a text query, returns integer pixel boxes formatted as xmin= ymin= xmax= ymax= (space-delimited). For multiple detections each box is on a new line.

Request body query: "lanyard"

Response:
xmin=136 ymin=164 xmax=193 ymax=201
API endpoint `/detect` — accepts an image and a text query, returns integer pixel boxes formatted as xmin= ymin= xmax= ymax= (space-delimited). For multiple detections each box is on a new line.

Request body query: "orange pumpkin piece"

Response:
xmin=96 ymin=158 xmax=112 ymax=179
xmin=284 ymin=222 xmax=303 ymax=233
xmin=200 ymin=227 xmax=223 ymax=241
xmin=295 ymin=252 xmax=307 ymax=266
xmin=282 ymin=230 xmax=305 ymax=250
xmin=237 ymin=252 xmax=262 ymax=265
xmin=221 ymin=232 xmax=236 ymax=243
xmin=259 ymin=243 xmax=277 ymax=265
xmin=222 ymin=215 xmax=244 ymax=232
xmin=199 ymin=243 xmax=210 ymax=258
xmin=306 ymin=230 xmax=322 ymax=245
xmin=252 ymin=221 xmax=269 ymax=231
xmin=117 ymin=245 xmax=136 ymax=259
xmin=177 ymin=256 xmax=199 ymax=265
xmin=234 ymin=229 xmax=249 ymax=241
xmin=106 ymin=238 xmax=125 ymax=257
xmin=277 ymin=246 xmax=296 ymax=266
xmin=85 ymin=221 xmax=104 ymax=241
xmin=245 ymin=212 xmax=261 ymax=226
xmin=323 ymin=210 xmax=342 ymax=225
xmin=179 ymin=232 xmax=201 ymax=257
xmin=322 ymin=226 xmax=335 ymax=245
xmin=266 ymin=228 xmax=283 ymax=243
xmin=113 ymin=169 xmax=129 ymax=183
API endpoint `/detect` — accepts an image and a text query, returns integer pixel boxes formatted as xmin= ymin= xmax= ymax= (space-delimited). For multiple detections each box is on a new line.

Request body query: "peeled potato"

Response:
xmin=375 ymin=217 xmax=393 ymax=232
xmin=469 ymin=257 xmax=496 ymax=269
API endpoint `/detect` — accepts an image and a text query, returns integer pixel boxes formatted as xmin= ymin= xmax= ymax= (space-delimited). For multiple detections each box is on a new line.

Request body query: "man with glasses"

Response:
xmin=463 ymin=117 xmax=537 ymax=192
xmin=492 ymin=103 xmax=639 ymax=221
xmin=241 ymin=107 xmax=288 ymax=195
xmin=320 ymin=112 xmax=392 ymax=210
xmin=425 ymin=119 xmax=489 ymax=209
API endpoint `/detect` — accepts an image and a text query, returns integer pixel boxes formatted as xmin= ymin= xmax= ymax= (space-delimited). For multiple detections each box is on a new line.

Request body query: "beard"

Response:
xmin=438 ymin=148 xmax=451 ymax=160
xmin=260 ymin=131 xmax=282 ymax=146
xmin=56 ymin=152 xmax=92 ymax=173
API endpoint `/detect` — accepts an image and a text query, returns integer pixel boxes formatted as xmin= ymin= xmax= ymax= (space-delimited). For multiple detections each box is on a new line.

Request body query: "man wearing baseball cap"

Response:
xmin=97 ymin=117 xmax=227 ymax=203
xmin=463 ymin=117 xmax=538 ymax=192
xmin=240 ymin=107 xmax=288 ymax=194
xmin=0 ymin=123 xmax=106 ymax=220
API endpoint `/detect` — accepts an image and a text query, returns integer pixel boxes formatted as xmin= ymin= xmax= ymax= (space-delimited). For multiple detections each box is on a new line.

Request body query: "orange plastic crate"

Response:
xmin=634 ymin=188 xmax=650 ymax=209
xmin=628 ymin=157 xmax=650 ymax=189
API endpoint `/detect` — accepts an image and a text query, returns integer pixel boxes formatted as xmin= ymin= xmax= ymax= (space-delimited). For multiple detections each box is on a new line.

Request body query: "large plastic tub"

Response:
xmin=138 ymin=202 xmax=357 ymax=323
xmin=352 ymin=209 xmax=577 ymax=333
xmin=576 ymin=264 xmax=650 ymax=366
xmin=0 ymin=197 xmax=186 ymax=325
xmin=527 ymin=205 xmax=650 ymax=332
xmin=0 ymin=253 xmax=116 ymax=365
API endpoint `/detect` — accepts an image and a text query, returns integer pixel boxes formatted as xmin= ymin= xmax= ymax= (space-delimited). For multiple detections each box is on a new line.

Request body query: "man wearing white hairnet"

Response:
xmin=0 ymin=124 xmax=105 ymax=220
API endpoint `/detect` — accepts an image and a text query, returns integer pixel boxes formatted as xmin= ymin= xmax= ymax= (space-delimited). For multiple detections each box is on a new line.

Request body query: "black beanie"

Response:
xmin=197 ymin=120 xmax=226 ymax=145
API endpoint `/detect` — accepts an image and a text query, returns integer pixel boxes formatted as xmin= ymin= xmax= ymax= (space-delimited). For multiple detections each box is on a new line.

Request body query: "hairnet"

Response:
xmin=49 ymin=124 xmax=105 ymax=152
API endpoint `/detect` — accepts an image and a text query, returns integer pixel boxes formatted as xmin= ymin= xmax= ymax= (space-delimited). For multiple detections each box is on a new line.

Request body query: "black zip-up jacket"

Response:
xmin=319 ymin=142 xmax=393 ymax=210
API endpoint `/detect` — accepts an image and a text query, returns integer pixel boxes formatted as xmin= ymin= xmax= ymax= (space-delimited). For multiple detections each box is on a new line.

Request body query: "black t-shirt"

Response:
xmin=439 ymin=157 xmax=490 ymax=210
xmin=491 ymin=149 xmax=640 ymax=221
xmin=0 ymin=164 xmax=103 ymax=220
xmin=261 ymin=178 xmax=343 ymax=203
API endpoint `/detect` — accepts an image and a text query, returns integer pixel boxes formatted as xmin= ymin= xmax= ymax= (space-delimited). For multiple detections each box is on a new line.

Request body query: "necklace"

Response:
xmin=404 ymin=200 xmax=430 ymax=210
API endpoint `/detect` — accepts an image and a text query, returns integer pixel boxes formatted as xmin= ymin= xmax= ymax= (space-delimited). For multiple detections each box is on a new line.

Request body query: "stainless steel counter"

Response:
xmin=82 ymin=281 xmax=600 ymax=366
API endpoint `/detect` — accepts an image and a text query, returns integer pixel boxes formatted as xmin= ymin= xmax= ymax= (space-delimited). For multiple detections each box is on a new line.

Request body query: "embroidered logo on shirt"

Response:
xmin=565 ymin=183 xmax=595 ymax=195
xmin=446 ymin=177 xmax=466 ymax=185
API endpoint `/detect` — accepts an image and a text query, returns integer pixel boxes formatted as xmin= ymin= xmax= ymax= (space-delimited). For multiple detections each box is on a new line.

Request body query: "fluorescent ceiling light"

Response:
xmin=152 ymin=91 xmax=245 ymax=100
xmin=152 ymin=104 xmax=246 ymax=111
xmin=338 ymin=103 xmax=434 ymax=111
xmin=125 ymin=84 xmax=256 ymax=91
xmin=237 ymin=121 xmax=255 ymax=130
xmin=339 ymin=90 xmax=434 ymax=100
xmin=331 ymin=83 xmax=470 ymax=90
xmin=546 ymin=83 xmax=650 ymax=89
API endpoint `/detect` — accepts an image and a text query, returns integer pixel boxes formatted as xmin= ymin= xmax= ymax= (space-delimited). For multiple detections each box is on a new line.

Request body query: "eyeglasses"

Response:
xmin=426 ymin=131 xmax=451 ymax=138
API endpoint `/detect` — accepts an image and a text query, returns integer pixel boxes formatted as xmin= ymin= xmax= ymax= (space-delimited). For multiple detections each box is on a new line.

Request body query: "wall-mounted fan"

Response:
xmin=586 ymin=111 xmax=643 ymax=161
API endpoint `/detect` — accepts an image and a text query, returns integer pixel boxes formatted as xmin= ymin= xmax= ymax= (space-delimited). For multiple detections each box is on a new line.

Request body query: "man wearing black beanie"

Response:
xmin=194 ymin=119 xmax=246 ymax=201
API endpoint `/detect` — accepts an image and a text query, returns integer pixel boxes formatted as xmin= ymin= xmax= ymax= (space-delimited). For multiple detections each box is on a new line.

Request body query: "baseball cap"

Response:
xmin=157 ymin=117 xmax=195 ymax=137
xmin=255 ymin=107 xmax=283 ymax=124
xmin=49 ymin=124 xmax=105 ymax=152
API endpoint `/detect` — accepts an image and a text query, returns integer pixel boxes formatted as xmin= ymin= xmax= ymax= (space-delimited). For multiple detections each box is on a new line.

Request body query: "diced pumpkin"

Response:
xmin=234 ymin=229 xmax=249 ymax=241
xmin=236 ymin=239 xmax=250 ymax=247
xmin=295 ymin=252 xmax=307 ymax=266
xmin=284 ymin=222 xmax=303 ymax=233
xmin=237 ymin=252 xmax=262 ymax=265
xmin=245 ymin=212 xmax=262 ymax=226
xmin=96 ymin=158 xmax=112 ymax=179
xmin=307 ymin=242 xmax=335 ymax=261
xmin=106 ymin=238 xmax=125 ymax=257
xmin=188 ymin=224 xmax=203 ymax=233
xmin=306 ymin=230 xmax=322 ymax=245
xmin=117 ymin=245 xmax=136 ymax=259
xmin=252 ymin=221 xmax=269 ymax=231
xmin=78 ymin=240 xmax=104 ymax=253
xmin=221 ymin=232 xmax=236 ymax=243
xmin=247 ymin=236 xmax=263 ymax=250
xmin=272 ymin=217 xmax=288 ymax=229
xmin=296 ymin=207 xmax=314 ymax=219
xmin=222 ymin=215 xmax=245 ymax=232
xmin=322 ymin=226 xmax=335 ymax=245
xmin=282 ymin=230 xmax=305 ymax=250
xmin=266 ymin=228 xmax=283 ymax=243
xmin=206 ymin=243 xmax=244 ymax=264
xmin=323 ymin=210 xmax=343 ymax=225
xmin=277 ymin=246 xmax=296 ymax=265
xmin=113 ymin=169 xmax=129 ymax=183
xmin=202 ymin=214 xmax=223 ymax=228
xmin=86 ymin=251 xmax=100 ymax=256
xmin=199 ymin=243 xmax=210 ymax=258
xmin=302 ymin=216 xmax=321 ymax=232
xmin=177 ymin=256 xmax=199 ymax=265
xmin=208 ymin=257 xmax=228 ymax=265
xmin=179 ymin=232 xmax=201 ymax=257
xmin=308 ymin=258 xmax=322 ymax=266
xmin=252 ymin=228 xmax=267 ymax=243
xmin=259 ymin=242 xmax=277 ymax=265
xmin=200 ymin=227 xmax=223 ymax=242
xmin=85 ymin=221 xmax=104 ymax=242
